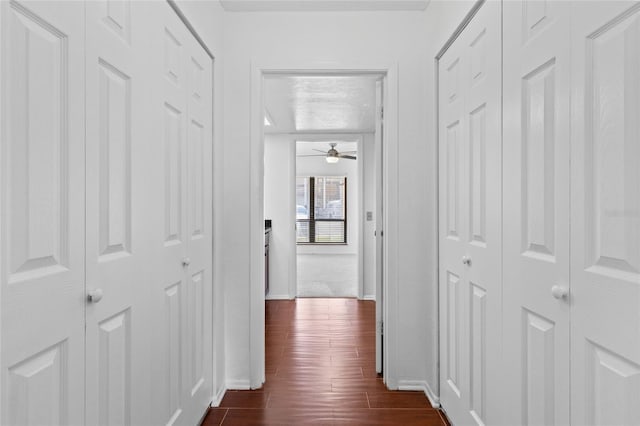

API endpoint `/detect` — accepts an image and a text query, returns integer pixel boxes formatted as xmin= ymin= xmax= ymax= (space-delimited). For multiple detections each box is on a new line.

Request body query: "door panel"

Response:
xmin=85 ymin=1 xmax=156 ymax=424
xmin=153 ymin=3 xmax=214 ymax=425
xmin=502 ymin=1 xmax=571 ymax=425
xmin=1 ymin=1 xmax=85 ymax=424
xmin=571 ymin=3 xmax=640 ymax=425
xmin=438 ymin=2 xmax=501 ymax=425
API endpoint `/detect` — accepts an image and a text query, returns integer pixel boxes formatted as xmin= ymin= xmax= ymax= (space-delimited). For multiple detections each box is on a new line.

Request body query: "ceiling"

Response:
xmin=264 ymin=74 xmax=381 ymax=134
xmin=220 ymin=0 xmax=430 ymax=12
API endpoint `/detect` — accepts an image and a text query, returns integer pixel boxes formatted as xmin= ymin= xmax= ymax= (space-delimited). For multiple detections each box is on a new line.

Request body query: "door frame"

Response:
xmin=249 ymin=61 xmax=400 ymax=389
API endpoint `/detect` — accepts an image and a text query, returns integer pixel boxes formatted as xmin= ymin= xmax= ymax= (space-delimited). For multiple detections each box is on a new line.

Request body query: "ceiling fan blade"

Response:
xmin=297 ymin=154 xmax=326 ymax=157
xmin=312 ymin=149 xmax=328 ymax=153
xmin=338 ymin=154 xmax=357 ymax=160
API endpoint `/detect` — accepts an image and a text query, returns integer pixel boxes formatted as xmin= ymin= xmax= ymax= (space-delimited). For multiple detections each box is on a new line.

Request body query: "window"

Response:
xmin=296 ymin=176 xmax=347 ymax=244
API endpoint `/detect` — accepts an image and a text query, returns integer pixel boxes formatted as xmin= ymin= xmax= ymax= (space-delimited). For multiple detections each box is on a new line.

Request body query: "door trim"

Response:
xmin=250 ymin=61 xmax=400 ymax=390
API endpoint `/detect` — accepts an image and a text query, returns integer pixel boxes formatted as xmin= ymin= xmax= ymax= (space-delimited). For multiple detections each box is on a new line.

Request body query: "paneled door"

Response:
xmin=84 ymin=1 xmax=156 ymax=424
xmin=502 ymin=1 xmax=572 ymax=425
xmin=151 ymin=2 xmax=214 ymax=425
xmin=0 ymin=1 xmax=86 ymax=424
xmin=570 ymin=2 xmax=640 ymax=424
xmin=438 ymin=1 xmax=501 ymax=425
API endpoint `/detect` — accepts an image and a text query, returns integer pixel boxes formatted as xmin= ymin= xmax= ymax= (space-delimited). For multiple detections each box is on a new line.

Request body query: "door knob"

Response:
xmin=87 ymin=289 xmax=103 ymax=303
xmin=462 ymin=256 xmax=472 ymax=266
xmin=182 ymin=257 xmax=191 ymax=267
xmin=551 ymin=285 xmax=569 ymax=300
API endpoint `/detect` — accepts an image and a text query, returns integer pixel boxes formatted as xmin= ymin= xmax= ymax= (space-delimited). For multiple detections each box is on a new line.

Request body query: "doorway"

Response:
xmin=258 ymin=70 xmax=388 ymax=387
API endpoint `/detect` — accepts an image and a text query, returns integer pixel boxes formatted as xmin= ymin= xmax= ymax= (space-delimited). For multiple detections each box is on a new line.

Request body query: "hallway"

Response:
xmin=203 ymin=298 xmax=448 ymax=425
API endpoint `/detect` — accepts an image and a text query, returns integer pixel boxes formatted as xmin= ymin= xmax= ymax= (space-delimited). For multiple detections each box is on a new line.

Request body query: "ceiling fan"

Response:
xmin=297 ymin=143 xmax=357 ymax=163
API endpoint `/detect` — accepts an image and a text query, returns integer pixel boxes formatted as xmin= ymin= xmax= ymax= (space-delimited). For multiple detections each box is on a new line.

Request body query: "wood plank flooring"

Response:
xmin=202 ymin=298 xmax=450 ymax=425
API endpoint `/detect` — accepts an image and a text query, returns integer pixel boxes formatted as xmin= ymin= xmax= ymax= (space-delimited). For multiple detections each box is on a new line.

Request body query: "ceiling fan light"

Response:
xmin=326 ymin=155 xmax=339 ymax=163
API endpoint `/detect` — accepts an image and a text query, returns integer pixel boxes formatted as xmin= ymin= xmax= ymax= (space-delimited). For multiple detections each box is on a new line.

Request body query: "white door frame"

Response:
xmin=249 ymin=61 xmax=400 ymax=389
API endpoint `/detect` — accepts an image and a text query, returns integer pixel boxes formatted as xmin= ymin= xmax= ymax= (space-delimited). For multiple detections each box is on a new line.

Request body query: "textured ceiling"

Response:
xmin=220 ymin=0 xmax=430 ymax=12
xmin=264 ymin=74 xmax=381 ymax=134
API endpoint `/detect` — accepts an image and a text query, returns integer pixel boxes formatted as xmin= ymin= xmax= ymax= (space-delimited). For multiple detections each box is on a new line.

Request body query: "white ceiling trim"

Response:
xmin=220 ymin=0 xmax=430 ymax=12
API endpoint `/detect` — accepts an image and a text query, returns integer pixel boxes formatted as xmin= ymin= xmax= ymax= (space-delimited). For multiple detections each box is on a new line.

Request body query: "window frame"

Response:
xmin=296 ymin=176 xmax=348 ymax=245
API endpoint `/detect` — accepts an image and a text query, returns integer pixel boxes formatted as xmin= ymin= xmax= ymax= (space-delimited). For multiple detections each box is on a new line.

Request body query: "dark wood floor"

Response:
xmin=202 ymin=298 xmax=449 ymax=425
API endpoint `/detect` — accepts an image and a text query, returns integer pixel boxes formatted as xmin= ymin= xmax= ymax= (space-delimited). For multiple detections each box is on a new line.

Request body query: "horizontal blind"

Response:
xmin=296 ymin=176 xmax=347 ymax=244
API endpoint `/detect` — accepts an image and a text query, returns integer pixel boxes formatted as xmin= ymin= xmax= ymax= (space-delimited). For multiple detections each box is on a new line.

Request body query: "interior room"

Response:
xmin=1 ymin=0 xmax=638 ymax=425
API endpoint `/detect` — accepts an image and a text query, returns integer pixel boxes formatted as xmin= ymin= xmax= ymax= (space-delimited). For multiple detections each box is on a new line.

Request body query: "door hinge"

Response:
xmin=377 ymin=320 xmax=383 ymax=335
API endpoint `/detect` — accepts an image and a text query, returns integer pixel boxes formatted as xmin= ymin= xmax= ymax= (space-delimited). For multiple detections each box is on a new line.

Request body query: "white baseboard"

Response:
xmin=225 ymin=379 xmax=251 ymax=390
xmin=266 ymin=293 xmax=294 ymax=300
xmin=363 ymin=295 xmax=376 ymax=301
xmin=210 ymin=385 xmax=227 ymax=407
xmin=397 ymin=380 xmax=440 ymax=408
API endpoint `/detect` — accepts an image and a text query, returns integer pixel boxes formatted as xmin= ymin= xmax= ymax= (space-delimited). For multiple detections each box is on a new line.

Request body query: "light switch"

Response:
xmin=366 ymin=211 xmax=373 ymax=221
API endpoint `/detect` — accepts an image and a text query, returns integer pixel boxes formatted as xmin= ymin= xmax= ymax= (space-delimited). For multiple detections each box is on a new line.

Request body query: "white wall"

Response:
xmin=362 ymin=133 xmax=377 ymax=299
xmin=223 ymin=9 xmax=432 ymax=390
xmin=264 ymin=135 xmax=296 ymax=299
xmin=171 ymin=0 xmax=227 ymax=403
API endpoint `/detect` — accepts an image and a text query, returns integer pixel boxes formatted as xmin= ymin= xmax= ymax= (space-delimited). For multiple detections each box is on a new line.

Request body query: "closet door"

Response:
xmin=438 ymin=1 xmax=501 ymax=425
xmin=151 ymin=2 xmax=214 ymax=425
xmin=84 ymin=1 xmax=157 ymax=424
xmin=183 ymin=21 xmax=214 ymax=423
xmin=0 ymin=1 xmax=86 ymax=424
xmin=502 ymin=2 xmax=571 ymax=425
xmin=571 ymin=2 xmax=640 ymax=424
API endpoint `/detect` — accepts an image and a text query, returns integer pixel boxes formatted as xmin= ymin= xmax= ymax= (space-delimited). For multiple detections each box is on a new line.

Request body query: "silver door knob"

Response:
xmin=551 ymin=285 xmax=569 ymax=300
xmin=87 ymin=289 xmax=103 ymax=303
xmin=462 ymin=256 xmax=472 ymax=266
xmin=182 ymin=257 xmax=191 ymax=267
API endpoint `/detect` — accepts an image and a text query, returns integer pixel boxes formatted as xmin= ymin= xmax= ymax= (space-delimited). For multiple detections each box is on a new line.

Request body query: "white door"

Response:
xmin=438 ymin=1 xmax=501 ymax=425
xmin=84 ymin=1 xmax=157 ymax=424
xmin=0 ymin=1 xmax=86 ymax=424
xmin=570 ymin=2 xmax=640 ymax=424
xmin=182 ymin=11 xmax=214 ymax=423
xmin=152 ymin=2 xmax=214 ymax=425
xmin=502 ymin=1 xmax=572 ymax=425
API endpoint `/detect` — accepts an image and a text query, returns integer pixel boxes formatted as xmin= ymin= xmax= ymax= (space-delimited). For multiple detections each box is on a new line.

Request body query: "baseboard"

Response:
xmin=397 ymin=380 xmax=440 ymax=408
xmin=266 ymin=293 xmax=294 ymax=300
xmin=225 ymin=379 xmax=251 ymax=390
xmin=210 ymin=385 xmax=227 ymax=407
xmin=363 ymin=295 xmax=376 ymax=301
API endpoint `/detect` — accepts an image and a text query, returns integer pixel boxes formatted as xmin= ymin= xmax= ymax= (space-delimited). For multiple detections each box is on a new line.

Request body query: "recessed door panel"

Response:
xmin=8 ymin=2 xmax=69 ymax=282
xmin=8 ymin=341 xmax=68 ymax=425
xmin=1 ymin=2 xmax=85 ymax=424
xmin=165 ymin=103 xmax=183 ymax=245
xmin=522 ymin=310 xmax=555 ymax=426
xmin=98 ymin=310 xmax=131 ymax=426
xmin=521 ymin=59 xmax=556 ymax=260
xmin=586 ymin=11 xmax=640 ymax=276
xmin=165 ymin=281 xmax=183 ymax=425
xmin=572 ymin=4 xmax=640 ymax=425
xmin=469 ymin=104 xmax=486 ymax=246
xmin=98 ymin=60 xmax=132 ymax=259
xmin=469 ymin=283 xmax=486 ymax=424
